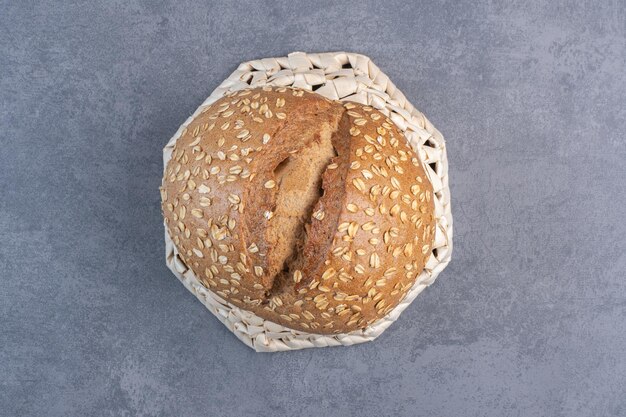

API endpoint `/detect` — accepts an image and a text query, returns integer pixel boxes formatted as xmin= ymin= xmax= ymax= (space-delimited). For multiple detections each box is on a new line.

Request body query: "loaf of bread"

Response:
xmin=160 ymin=87 xmax=435 ymax=334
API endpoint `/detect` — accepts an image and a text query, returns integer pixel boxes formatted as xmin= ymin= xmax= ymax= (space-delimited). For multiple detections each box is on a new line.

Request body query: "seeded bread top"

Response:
xmin=161 ymin=86 xmax=435 ymax=334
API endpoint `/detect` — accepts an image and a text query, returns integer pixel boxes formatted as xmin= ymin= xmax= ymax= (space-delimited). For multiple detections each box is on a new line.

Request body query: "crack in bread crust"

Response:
xmin=240 ymin=99 xmax=345 ymax=293
xmin=291 ymin=112 xmax=352 ymax=292
xmin=265 ymin=110 xmax=345 ymax=297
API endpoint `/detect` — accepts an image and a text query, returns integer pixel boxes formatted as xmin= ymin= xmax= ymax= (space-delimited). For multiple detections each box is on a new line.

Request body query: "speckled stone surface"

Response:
xmin=1 ymin=1 xmax=625 ymax=416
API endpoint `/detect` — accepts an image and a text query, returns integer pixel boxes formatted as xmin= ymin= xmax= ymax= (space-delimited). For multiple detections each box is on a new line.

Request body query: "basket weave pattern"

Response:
xmin=162 ymin=52 xmax=452 ymax=351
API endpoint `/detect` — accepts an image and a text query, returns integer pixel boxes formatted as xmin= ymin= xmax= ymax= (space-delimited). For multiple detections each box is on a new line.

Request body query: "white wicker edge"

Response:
xmin=162 ymin=52 xmax=452 ymax=352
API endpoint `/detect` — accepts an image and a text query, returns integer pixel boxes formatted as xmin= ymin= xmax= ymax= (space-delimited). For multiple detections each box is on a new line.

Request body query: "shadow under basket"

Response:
xmin=162 ymin=51 xmax=453 ymax=352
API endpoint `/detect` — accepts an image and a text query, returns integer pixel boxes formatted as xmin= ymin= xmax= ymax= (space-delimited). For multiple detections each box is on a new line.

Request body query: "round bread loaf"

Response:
xmin=160 ymin=86 xmax=435 ymax=334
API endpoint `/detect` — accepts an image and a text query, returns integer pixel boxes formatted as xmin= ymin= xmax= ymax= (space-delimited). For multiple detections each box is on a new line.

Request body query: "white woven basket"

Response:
xmin=162 ymin=52 xmax=452 ymax=352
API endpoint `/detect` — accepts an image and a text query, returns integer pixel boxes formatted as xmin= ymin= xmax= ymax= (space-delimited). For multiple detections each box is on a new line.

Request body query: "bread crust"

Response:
xmin=161 ymin=87 xmax=435 ymax=334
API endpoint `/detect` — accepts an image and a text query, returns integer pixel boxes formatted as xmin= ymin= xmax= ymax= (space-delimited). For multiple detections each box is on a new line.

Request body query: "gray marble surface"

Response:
xmin=2 ymin=1 xmax=625 ymax=416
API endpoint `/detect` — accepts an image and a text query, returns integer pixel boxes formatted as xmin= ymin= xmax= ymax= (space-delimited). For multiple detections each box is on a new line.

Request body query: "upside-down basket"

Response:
xmin=162 ymin=52 xmax=452 ymax=351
